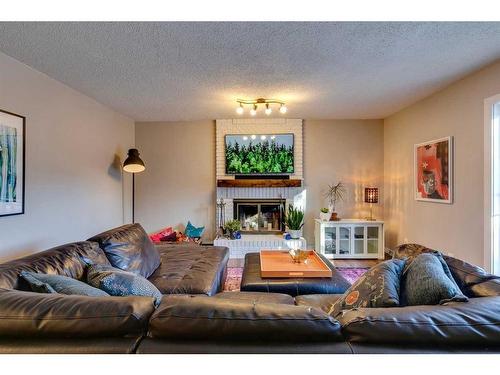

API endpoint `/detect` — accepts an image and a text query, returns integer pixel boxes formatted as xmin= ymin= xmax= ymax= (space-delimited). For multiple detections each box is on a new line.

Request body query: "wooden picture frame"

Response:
xmin=0 ymin=109 xmax=26 ymax=217
xmin=414 ymin=136 xmax=452 ymax=204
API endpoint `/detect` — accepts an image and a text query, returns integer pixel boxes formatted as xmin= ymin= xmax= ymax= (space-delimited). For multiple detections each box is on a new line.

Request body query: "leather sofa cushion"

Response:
xmin=88 ymin=223 xmax=161 ymax=278
xmin=0 ymin=288 xmax=155 ymax=338
xmin=295 ymin=294 xmax=343 ymax=313
xmin=443 ymin=255 xmax=500 ymax=297
xmin=149 ymin=295 xmax=343 ymax=342
xmin=338 ymin=296 xmax=500 ymax=345
xmin=0 ymin=337 xmax=142 ymax=354
xmin=0 ymin=241 xmax=109 ymax=290
xmin=214 ymin=291 xmax=295 ymax=305
xmin=148 ymin=245 xmax=229 ymax=295
xmin=137 ymin=338 xmax=353 ymax=354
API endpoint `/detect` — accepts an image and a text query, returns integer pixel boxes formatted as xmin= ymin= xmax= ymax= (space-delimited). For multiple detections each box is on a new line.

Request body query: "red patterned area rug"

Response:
xmin=223 ymin=267 xmax=368 ymax=292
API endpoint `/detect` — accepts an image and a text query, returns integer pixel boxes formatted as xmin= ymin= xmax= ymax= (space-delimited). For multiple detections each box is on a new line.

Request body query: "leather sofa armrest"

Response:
xmin=338 ymin=296 xmax=500 ymax=345
xmin=149 ymin=295 xmax=342 ymax=342
xmin=470 ymin=279 xmax=500 ymax=297
xmin=0 ymin=288 xmax=155 ymax=338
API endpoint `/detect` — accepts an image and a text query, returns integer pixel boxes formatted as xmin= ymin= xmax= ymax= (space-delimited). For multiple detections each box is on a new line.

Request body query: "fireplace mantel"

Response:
xmin=217 ymin=179 xmax=302 ymax=188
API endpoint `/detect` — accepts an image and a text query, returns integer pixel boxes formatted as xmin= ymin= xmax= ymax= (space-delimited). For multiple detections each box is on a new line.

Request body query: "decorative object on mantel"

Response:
xmin=325 ymin=181 xmax=346 ymax=221
xmin=122 ymin=148 xmax=146 ymax=223
xmin=319 ymin=207 xmax=330 ymax=221
xmin=215 ymin=198 xmax=227 ymax=239
xmin=414 ymin=136 xmax=452 ymax=204
xmin=0 ymin=109 xmax=25 ymax=217
xmin=283 ymin=204 xmax=304 ymax=239
xmin=224 ymin=219 xmax=241 ymax=240
xmin=235 ymin=98 xmax=287 ymax=116
xmin=364 ymin=187 xmax=379 ymax=221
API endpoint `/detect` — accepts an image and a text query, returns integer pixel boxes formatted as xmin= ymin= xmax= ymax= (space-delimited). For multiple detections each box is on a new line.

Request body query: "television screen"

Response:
xmin=225 ymin=134 xmax=294 ymax=174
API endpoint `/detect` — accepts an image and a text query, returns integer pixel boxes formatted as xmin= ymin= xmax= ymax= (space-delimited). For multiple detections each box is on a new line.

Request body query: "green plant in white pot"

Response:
xmin=319 ymin=207 xmax=330 ymax=221
xmin=283 ymin=205 xmax=304 ymax=239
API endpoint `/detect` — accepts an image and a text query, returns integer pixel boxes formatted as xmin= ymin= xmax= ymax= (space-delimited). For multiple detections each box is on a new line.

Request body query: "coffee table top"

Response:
xmin=260 ymin=250 xmax=333 ymax=278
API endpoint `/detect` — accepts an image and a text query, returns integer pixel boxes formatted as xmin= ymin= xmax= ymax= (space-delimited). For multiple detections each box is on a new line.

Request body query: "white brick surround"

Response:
xmin=216 ymin=118 xmax=303 ymax=180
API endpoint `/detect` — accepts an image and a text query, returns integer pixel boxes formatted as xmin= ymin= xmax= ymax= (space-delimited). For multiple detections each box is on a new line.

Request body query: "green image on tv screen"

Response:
xmin=225 ymin=134 xmax=294 ymax=174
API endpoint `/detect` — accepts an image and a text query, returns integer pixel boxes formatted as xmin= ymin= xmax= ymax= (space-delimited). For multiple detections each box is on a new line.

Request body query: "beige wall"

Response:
xmin=0 ymin=52 xmax=134 ymax=262
xmin=135 ymin=121 xmax=216 ymax=241
xmin=303 ymin=120 xmax=384 ymax=245
xmin=135 ymin=119 xmax=384 ymax=245
xmin=384 ymin=60 xmax=500 ymax=267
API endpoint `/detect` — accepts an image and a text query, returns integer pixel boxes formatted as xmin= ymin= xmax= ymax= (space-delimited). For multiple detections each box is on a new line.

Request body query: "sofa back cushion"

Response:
xmin=443 ymin=255 xmax=500 ymax=297
xmin=149 ymin=295 xmax=343 ymax=342
xmin=0 ymin=241 xmax=109 ymax=290
xmin=0 ymin=288 xmax=155 ymax=338
xmin=88 ymin=223 xmax=161 ymax=278
xmin=338 ymin=296 xmax=500 ymax=345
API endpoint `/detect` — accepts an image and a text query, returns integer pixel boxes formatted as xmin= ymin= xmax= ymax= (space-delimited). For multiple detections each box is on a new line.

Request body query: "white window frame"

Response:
xmin=484 ymin=93 xmax=500 ymax=274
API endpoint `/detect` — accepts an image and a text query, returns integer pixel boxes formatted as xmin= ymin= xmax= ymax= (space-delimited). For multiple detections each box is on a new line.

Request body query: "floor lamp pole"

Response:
xmin=132 ymin=173 xmax=135 ymax=223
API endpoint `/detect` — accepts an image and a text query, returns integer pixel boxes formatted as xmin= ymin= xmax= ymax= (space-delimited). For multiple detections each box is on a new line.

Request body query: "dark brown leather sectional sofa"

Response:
xmin=1 ymin=223 xmax=500 ymax=354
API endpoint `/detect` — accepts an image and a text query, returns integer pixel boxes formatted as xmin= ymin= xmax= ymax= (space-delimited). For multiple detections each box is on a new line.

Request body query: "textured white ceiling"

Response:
xmin=0 ymin=22 xmax=499 ymax=121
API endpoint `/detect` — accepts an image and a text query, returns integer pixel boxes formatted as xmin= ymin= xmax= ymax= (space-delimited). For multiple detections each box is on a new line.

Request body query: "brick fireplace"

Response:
xmin=214 ymin=118 xmax=306 ymax=258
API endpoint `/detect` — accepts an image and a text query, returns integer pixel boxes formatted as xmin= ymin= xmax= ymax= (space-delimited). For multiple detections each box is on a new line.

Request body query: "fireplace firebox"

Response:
xmin=234 ymin=199 xmax=285 ymax=234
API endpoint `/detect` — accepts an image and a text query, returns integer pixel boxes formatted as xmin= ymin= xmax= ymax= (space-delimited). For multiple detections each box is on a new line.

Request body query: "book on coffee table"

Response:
xmin=259 ymin=250 xmax=333 ymax=278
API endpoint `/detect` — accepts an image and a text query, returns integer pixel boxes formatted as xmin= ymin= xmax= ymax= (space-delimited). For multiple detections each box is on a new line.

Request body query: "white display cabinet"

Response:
xmin=314 ymin=219 xmax=384 ymax=259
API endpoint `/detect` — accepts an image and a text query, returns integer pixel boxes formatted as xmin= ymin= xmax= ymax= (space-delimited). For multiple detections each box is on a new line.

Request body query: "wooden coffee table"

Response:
xmin=240 ymin=252 xmax=351 ymax=297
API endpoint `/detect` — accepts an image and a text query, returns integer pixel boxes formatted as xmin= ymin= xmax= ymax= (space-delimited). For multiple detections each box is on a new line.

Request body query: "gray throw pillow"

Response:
xmin=19 ymin=271 xmax=110 ymax=297
xmin=86 ymin=263 xmax=162 ymax=307
xmin=329 ymin=258 xmax=406 ymax=318
xmin=402 ymin=252 xmax=468 ymax=305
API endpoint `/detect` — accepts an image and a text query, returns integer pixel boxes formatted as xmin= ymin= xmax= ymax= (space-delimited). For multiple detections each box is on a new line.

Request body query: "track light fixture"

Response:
xmin=236 ymin=98 xmax=287 ymax=116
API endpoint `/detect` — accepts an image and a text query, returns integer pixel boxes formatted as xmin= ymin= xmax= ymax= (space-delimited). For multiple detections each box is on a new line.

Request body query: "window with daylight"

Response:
xmin=491 ymin=101 xmax=500 ymax=275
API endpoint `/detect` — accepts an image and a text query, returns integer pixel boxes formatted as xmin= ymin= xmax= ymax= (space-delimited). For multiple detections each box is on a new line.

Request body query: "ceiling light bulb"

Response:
xmin=243 ymin=136 xmax=248 ymax=141
xmin=250 ymin=104 xmax=257 ymax=116
xmin=270 ymin=135 xmax=276 ymax=140
xmin=261 ymin=135 xmax=266 ymax=140
xmin=265 ymin=104 xmax=272 ymax=115
xmin=279 ymin=104 xmax=287 ymax=114
xmin=236 ymin=104 xmax=244 ymax=115
xmin=251 ymin=135 xmax=256 ymax=140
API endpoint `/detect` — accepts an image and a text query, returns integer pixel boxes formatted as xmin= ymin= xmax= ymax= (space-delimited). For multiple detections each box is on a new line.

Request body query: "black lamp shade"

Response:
xmin=123 ymin=148 xmax=145 ymax=173
xmin=364 ymin=187 xmax=379 ymax=204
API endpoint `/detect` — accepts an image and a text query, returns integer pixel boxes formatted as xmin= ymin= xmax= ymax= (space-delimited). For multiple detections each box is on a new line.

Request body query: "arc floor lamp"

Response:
xmin=123 ymin=148 xmax=145 ymax=223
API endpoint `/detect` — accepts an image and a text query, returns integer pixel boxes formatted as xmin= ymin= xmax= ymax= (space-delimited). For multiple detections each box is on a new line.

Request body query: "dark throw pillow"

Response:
xmin=160 ymin=231 xmax=177 ymax=242
xmin=86 ymin=263 xmax=162 ymax=307
xmin=402 ymin=252 xmax=468 ymax=306
xmin=329 ymin=258 xmax=406 ymax=318
xmin=19 ymin=271 xmax=110 ymax=297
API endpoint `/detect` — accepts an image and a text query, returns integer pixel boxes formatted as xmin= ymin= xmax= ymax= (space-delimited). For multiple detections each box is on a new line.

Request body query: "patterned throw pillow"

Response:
xmin=402 ymin=252 xmax=468 ymax=306
xmin=19 ymin=271 xmax=110 ymax=297
xmin=329 ymin=259 xmax=406 ymax=318
xmin=149 ymin=227 xmax=173 ymax=243
xmin=160 ymin=231 xmax=177 ymax=242
xmin=86 ymin=263 xmax=162 ymax=307
xmin=185 ymin=221 xmax=204 ymax=238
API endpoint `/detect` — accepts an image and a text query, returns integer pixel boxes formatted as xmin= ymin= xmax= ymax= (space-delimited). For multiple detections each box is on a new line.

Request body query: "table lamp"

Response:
xmin=364 ymin=187 xmax=378 ymax=221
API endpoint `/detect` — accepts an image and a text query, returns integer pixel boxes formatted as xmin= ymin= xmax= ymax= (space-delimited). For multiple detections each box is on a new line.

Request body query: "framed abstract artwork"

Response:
xmin=0 ymin=109 xmax=25 ymax=217
xmin=414 ymin=136 xmax=452 ymax=204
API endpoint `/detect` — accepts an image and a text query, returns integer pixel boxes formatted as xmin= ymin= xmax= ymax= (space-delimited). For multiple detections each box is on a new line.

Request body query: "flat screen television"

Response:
xmin=225 ymin=133 xmax=294 ymax=174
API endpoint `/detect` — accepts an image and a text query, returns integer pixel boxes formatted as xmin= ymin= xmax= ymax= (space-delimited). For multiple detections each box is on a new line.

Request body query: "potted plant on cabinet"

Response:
xmin=325 ymin=181 xmax=346 ymax=221
xmin=283 ymin=205 xmax=304 ymax=239
xmin=224 ymin=220 xmax=241 ymax=240
xmin=319 ymin=207 xmax=330 ymax=221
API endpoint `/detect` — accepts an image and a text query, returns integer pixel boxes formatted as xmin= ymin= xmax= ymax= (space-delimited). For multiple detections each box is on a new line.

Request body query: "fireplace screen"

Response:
xmin=234 ymin=199 xmax=285 ymax=233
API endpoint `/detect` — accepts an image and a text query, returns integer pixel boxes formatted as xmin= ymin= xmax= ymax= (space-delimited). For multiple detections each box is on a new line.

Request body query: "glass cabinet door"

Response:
xmin=367 ymin=226 xmax=379 ymax=254
xmin=353 ymin=226 xmax=365 ymax=254
xmin=323 ymin=226 xmax=337 ymax=256
xmin=339 ymin=226 xmax=351 ymax=255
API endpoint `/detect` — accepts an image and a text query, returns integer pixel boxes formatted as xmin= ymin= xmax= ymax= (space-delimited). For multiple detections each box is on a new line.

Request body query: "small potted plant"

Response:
xmin=325 ymin=182 xmax=346 ymax=221
xmin=224 ymin=220 xmax=241 ymax=240
xmin=319 ymin=207 xmax=330 ymax=221
xmin=283 ymin=205 xmax=304 ymax=239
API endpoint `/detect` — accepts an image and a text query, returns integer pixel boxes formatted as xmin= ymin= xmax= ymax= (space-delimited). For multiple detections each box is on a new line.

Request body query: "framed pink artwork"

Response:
xmin=414 ymin=136 xmax=452 ymax=204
